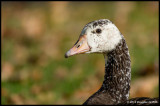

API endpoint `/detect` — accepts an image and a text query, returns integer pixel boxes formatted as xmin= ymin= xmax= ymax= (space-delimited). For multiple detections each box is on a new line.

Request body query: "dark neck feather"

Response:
xmin=101 ymin=38 xmax=131 ymax=103
xmin=83 ymin=38 xmax=131 ymax=105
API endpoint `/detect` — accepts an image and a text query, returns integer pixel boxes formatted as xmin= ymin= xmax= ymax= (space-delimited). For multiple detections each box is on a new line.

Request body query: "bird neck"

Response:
xmin=101 ymin=38 xmax=131 ymax=103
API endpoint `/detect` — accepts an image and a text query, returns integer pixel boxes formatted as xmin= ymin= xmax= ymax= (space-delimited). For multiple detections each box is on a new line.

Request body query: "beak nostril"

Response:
xmin=77 ymin=45 xmax=80 ymax=48
xmin=77 ymin=41 xmax=83 ymax=48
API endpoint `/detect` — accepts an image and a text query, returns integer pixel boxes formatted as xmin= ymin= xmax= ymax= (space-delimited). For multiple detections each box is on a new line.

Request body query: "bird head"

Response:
xmin=65 ymin=19 xmax=122 ymax=58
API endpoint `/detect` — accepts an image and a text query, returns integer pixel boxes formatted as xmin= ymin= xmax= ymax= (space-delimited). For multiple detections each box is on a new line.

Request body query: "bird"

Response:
xmin=64 ymin=19 xmax=159 ymax=105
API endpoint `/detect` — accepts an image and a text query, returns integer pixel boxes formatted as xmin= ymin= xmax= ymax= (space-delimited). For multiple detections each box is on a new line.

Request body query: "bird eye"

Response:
xmin=96 ymin=28 xmax=102 ymax=34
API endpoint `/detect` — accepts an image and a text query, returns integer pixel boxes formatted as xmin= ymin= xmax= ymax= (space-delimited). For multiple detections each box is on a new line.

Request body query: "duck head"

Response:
xmin=65 ymin=19 xmax=123 ymax=58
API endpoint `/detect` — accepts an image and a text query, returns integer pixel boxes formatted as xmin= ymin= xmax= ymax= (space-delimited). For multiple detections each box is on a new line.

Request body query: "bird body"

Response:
xmin=65 ymin=19 xmax=159 ymax=105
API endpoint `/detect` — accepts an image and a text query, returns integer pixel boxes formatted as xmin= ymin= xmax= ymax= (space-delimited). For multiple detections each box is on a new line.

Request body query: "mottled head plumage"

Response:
xmin=80 ymin=19 xmax=123 ymax=54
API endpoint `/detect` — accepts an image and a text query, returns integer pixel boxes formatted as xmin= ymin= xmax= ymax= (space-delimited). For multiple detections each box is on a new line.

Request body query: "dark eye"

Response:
xmin=96 ymin=28 xmax=102 ymax=34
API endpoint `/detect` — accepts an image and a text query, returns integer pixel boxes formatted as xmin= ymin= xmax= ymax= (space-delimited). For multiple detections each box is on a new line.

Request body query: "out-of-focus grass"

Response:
xmin=1 ymin=1 xmax=159 ymax=104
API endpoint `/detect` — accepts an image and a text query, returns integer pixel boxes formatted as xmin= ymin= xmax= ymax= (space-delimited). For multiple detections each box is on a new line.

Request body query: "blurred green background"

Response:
xmin=1 ymin=1 xmax=159 ymax=105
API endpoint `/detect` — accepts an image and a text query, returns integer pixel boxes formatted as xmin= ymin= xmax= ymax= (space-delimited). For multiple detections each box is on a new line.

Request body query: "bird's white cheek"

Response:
xmin=87 ymin=35 xmax=104 ymax=53
xmin=87 ymin=35 xmax=97 ymax=49
xmin=104 ymin=29 xmax=122 ymax=51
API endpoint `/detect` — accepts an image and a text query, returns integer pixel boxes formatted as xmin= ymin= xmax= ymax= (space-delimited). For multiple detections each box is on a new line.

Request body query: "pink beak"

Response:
xmin=65 ymin=34 xmax=91 ymax=58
